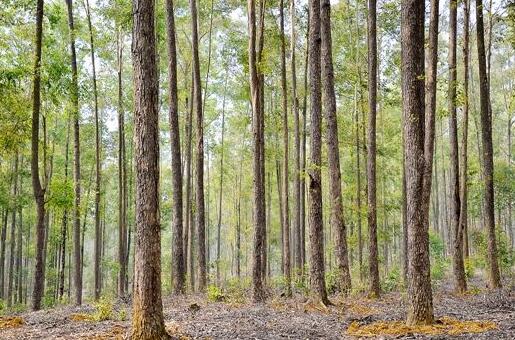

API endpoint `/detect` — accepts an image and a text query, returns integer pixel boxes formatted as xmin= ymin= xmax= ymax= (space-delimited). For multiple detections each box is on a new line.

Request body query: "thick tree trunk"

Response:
xmin=184 ymin=80 xmax=193 ymax=287
xmin=131 ymin=0 xmax=170 ymax=337
xmin=448 ymin=0 xmax=467 ymax=293
xmin=279 ymin=0 xmax=291 ymax=297
xmin=189 ymin=0 xmax=207 ymax=291
xmin=165 ymin=0 xmax=184 ymax=295
xmin=475 ymin=0 xmax=501 ymax=289
xmin=300 ymin=13 xmax=309 ymax=275
xmin=31 ymin=0 xmax=46 ymax=311
xmin=321 ymin=0 xmax=351 ymax=294
xmin=402 ymin=0 xmax=434 ymax=325
xmin=308 ymin=0 xmax=329 ymax=306
xmin=366 ymin=0 xmax=380 ymax=298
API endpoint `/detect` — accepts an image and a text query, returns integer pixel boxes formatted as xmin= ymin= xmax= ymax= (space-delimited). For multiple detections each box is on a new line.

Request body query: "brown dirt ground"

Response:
xmin=1 ymin=283 xmax=513 ymax=339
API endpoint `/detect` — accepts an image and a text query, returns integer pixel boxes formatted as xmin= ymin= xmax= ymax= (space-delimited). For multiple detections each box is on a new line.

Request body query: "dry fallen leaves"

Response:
xmin=0 ymin=316 xmax=25 ymax=329
xmin=346 ymin=316 xmax=497 ymax=337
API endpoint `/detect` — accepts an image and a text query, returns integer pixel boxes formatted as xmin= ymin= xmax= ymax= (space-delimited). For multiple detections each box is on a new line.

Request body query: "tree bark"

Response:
xmin=248 ymin=0 xmax=266 ymax=302
xmin=308 ymin=0 xmax=329 ymax=306
xmin=165 ymin=0 xmax=185 ymax=295
xmin=366 ymin=0 xmax=380 ymax=298
xmin=402 ymin=0 xmax=434 ymax=325
xmin=64 ymin=0 xmax=82 ymax=306
xmin=448 ymin=0 xmax=467 ymax=293
xmin=279 ymin=0 xmax=291 ymax=297
xmin=131 ymin=0 xmax=170 ymax=337
xmin=216 ymin=75 xmax=228 ymax=285
xmin=321 ymin=0 xmax=351 ymax=294
xmin=7 ymin=154 xmax=18 ymax=306
xmin=83 ymin=0 xmax=102 ymax=301
xmin=475 ymin=0 xmax=501 ymax=289
xmin=190 ymin=0 xmax=207 ymax=291
xmin=31 ymin=0 xmax=46 ymax=311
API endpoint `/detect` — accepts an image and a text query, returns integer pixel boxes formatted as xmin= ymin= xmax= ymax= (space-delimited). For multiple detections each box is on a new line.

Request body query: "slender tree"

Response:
xmin=83 ymin=0 xmax=102 ymax=301
xmin=320 ymin=0 xmax=351 ymax=294
xmin=64 ymin=0 xmax=82 ymax=306
xmin=475 ymin=0 xmax=501 ymax=289
xmin=190 ymin=0 xmax=207 ymax=291
xmin=166 ymin=0 xmax=184 ymax=294
xmin=401 ymin=0 xmax=434 ymax=325
xmin=448 ymin=0 xmax=467 ymax=293
xmin=308 ymin=0 xmax=329 ymax=306
xmin=31 ymin=0 xmax=46 ymax=311
xmin=366 ymin=0 xmax=380 ymax=298
xmin=460 ymin=0 xmax=471 ymax=260
xmin=279 ymin=0 xmax=291 ymax=297
xmin=130 ymin=0 xmax=170 ymax=337
xmin=248 ymin=0 xmax=266 ymax=302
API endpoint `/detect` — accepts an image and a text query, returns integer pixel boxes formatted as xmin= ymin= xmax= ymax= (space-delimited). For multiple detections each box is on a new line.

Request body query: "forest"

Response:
xmin=0 ymin=0 xmax=513 ymax=338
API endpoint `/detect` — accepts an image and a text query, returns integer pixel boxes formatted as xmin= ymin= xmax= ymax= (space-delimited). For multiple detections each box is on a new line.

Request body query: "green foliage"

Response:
xmin=381 ymin=266 xmax=401 ymax=292
xmin=207 ymin=284 xmax=225 ymax=302
xmin=91 ymin=297 xmax=114 ymax=321
xmin=429 ymin=232 xmax=448 ymax=283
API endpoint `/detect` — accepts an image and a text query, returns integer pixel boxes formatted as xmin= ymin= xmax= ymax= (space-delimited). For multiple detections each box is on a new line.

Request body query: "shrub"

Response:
xmin=92 ymin=296 xmax=113 ymax=321
xmin=207 ymin=284 xmax=225 ymax=302
xmin=381 ymin=266 xmax=401 ymax=292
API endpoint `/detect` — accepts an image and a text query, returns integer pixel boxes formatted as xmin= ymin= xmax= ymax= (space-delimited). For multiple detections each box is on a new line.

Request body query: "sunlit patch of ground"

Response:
xmin=346 ymin=316 xmax=497 ymax=337
xmin=0 ymin=316 xmax=24 ymax=329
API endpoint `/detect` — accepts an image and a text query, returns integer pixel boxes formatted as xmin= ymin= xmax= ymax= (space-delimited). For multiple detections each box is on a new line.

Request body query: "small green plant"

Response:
xmin=464 ymin=258 xmax=475 ymax=279
xmin=381 ymin=266 xmax=400 ymax=292
xmin=92 ymin=296 xmax=113 ymax=321
xmin=117 ymin=308 xmax=127 ymax=321
xmin=207 ymin=284 xmax=225 ymax=302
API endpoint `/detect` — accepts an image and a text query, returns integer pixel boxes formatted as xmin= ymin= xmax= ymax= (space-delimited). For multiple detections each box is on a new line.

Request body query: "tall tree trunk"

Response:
xmin=117 ymin=27 xmax=128 ymax=298
xmin=448 ymin=0 xmax=466 ymax=293
xmin=248 ymin=0 xmax=266 ymax=302
xmin=475 ymin=0 xmax=501 ymax=289
xmin=59 ymin=120 xmax=71 ymax=300
xmin=31 ymin=0 xmax=46 ymax=311
xmin=166 ymin=0 xmax=184 ymax=295
xmin=236 ymin=162 xmax=243 ymax=278
xmin=366 ymin=0 xmax=380 ymax=298
xmin=184 ymin=79 xmax=193 ymax=286
xmin=308 ymin=0 xmax=329 ymax=306
xmin=131 ymin=0 xmax=170 ymax=337
xmin=65 ymin=0 xmax=82 ymax=306
xmin=300 ymin=12 xmax=309 ymax=275
xmin=402 ymin=0 xmax=434 ymax=325
xmin=83 ymin=0 xmax=102 ymax=301
xmin=291 ymin=0 xmax=302 ymax=277
xmin=321 ymin=0 xmax=351 ymax=294
xmin=279 ymin=0 xmax=291 ymax=297
xmin=276 ymin=159 xmax=285 ymax=275
xmin=190 ymin=0 xmax=207 ymax=291
xmin=354 ymin=86 xmax=363 ymax=280
xmin=8 ymin=154 xmax=18 ymax=306
xmin=15 ymin=182 xmax=23 ymax=304
xmin=216 ymin=75 xmax=228 ymax=285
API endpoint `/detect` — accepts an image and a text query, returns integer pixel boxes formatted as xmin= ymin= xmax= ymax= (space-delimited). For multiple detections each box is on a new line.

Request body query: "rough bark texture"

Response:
xmin=7 ymin=155 xmax=18 ymax=306
xmin=308 ymin=0 xmax=329 ymax=306
xmin=460 ymin=51 xmax=470 ymax=258
xmin=448 ymin=0 xmax=467 ymax=293
xmin=475 ymin=0 xmax=501 ymax=289
xmin=320 ymin=0 xmax=351 ymax=294
xmin=166 ymin=0 xmax=184 ymax=295
xmin=190 ymin=0 xmax=207 ymax=291
xmin=130 ymin=0 xmax=170 ymax=338
xmin=65 ymin=0 xmax=82 ymax=306
xmin=31 ymin=0 xmax=46 ymax=311
xmin=248 ymin=0 xmax=266 ymax=302
xmin=401 ymin=0 xmax=434 ymax=325
xmin=421 ymin=0 xmax=438 ymax=243
xmin=279 ymin=0 xmax=291 ymax=297
xmin=117 ymin=28 xmax=128 ymax=298
xmin=291 ymin=0 xmax=302 ymax=277
xmin=366 ymin=0 xmax=380 ymax=298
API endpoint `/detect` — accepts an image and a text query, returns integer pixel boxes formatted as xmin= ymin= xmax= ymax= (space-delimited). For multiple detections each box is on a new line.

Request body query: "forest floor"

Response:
xmin=0 ymin=278 xmax=513 ymax=339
